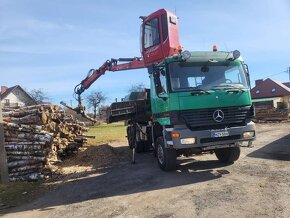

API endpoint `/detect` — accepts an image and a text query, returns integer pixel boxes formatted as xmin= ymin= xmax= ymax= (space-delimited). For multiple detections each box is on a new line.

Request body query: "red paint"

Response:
xmin=77 ymin=9 xmax=180 ymax=95
xmin=142 ymin=9 xmax=180 ymax=66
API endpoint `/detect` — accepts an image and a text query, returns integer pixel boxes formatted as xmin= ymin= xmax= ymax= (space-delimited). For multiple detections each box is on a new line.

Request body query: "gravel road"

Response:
xmin=3 ymin=123 xmax=290 ymax=218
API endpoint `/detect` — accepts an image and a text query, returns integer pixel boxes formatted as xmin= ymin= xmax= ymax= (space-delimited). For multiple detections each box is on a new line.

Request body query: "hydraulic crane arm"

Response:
xmin=73 ymin=57 xmax=145 ymax=115
xmin=74 ymin=57 xmax=145 ymax=96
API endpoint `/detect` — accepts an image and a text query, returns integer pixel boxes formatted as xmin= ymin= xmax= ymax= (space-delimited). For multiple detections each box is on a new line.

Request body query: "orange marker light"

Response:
xmin=171 ymin=133 xmax=180 ymax=138
xmin=177 ymin=45 xmax=183 ymax=52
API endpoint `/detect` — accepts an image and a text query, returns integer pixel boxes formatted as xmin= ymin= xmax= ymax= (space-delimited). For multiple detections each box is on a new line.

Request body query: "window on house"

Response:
xmin=256 ymin=90 xmax=260 ymax=94
xmin=272 ymin=88 xmax=276 ymax=92
xmin=4 ymin=99 xmax=10 ymax=106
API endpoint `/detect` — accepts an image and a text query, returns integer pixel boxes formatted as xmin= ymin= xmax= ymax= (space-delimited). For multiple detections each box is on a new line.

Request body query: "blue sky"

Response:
xmin=1 ymin=0 xmax=290 ymax=108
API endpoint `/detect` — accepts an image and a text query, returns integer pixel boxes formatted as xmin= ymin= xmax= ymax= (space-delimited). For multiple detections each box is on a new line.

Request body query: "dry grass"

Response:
xmin=87 ymin=122 xmax=127 ymax=145
xmin=0 ymin=181 xmax=43 ymax=211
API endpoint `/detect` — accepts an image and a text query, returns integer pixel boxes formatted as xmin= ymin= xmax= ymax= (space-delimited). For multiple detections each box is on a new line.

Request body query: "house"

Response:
xmin=0 ymin=85 xmax=37 ymax=107
xmin=251 ymin=78 xmax=290 ymax=109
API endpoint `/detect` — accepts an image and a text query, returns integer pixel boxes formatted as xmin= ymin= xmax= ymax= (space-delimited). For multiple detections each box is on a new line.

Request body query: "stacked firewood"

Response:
xmin=2 ymin=104 xmax=89 ymax=181
xmin=254 ymin=108 xmax=289 ymax=122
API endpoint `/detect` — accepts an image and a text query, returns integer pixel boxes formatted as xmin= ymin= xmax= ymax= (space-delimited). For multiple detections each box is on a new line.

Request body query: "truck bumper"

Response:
xmin=164 ymin=121 xmax=256 ymax=149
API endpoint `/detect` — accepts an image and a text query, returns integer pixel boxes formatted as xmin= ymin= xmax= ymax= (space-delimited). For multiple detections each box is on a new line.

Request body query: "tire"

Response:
xmin=214 ymin=147 xmax=240 ymax=163
xmin=156 ymin=137 xmax=177 ymax=171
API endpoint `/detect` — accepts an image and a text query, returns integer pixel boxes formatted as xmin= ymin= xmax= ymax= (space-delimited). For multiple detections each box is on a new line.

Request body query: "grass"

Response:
xmin=0 ymin=181 xmax=43 ymax=211
xmin=87 ymin=122 xmax=127 ymax=145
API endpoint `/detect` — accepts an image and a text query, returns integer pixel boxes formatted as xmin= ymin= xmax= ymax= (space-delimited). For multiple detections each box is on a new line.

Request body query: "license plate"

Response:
xmin=211 ymin=130 xmax=229 ymax=138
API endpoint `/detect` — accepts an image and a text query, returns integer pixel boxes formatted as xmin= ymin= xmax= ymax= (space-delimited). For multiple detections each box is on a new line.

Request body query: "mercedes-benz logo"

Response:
xmin=213 ymin=109 xmax=224 ymax=122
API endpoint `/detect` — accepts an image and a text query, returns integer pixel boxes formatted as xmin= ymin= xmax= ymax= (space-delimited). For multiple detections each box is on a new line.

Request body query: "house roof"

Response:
xmin=251 ymin=78 xmax=290 ymax=99
xmin=0 ymin=85 xmax=37 ymax=104
xmin=0 ymin=85 xmax=17 ymax=99
xmin=272 ymin=80 xmax=290 ymax=92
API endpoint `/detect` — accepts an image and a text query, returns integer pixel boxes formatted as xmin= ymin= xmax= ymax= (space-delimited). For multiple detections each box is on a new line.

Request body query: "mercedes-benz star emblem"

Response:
xmin=213 ymin=109 xmax=224 ymax=122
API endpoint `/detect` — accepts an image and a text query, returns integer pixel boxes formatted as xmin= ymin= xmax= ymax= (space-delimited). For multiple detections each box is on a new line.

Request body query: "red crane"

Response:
xmin=73 ymin=9 xmax=180 ymax=114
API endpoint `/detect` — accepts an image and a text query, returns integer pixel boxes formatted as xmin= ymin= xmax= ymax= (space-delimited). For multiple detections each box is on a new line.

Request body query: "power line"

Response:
xmin=262 ymin=69 xmax=288 ymax=80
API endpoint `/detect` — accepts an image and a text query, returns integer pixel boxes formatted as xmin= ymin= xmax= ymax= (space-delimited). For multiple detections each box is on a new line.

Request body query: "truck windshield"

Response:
xmin=168 ymin=61 xmax=248 ymax=92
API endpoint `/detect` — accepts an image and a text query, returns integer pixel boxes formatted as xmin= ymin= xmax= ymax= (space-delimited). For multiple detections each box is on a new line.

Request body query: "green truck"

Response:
xmin=74 ymin=9 xmax=255 ymax=171
xmin=108 ymin=50 xmax=255 ymax=171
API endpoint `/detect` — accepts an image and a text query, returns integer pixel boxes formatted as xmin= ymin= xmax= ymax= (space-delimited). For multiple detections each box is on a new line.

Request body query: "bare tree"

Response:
xmin=128 ymin=83 xmax=145 ymax=93
xmin=98 ymin=105 xmax=110 ymax=121
xmin=28 ymin=89 xmax=49 ymax=104
xmin=86 ymin=91 xmax=107 ymax=119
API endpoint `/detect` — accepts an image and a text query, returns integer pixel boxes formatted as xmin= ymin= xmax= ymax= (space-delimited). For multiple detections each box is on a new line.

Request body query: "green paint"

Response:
xmin=155 ymin=117 xmax=171 ymax=125
xmin=150 ymin=51 xmax=252 ymax=126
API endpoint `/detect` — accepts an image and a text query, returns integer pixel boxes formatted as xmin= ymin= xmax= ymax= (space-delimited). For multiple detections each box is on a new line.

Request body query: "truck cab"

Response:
xmin=148 ymin=50 xmax=255 ymax=170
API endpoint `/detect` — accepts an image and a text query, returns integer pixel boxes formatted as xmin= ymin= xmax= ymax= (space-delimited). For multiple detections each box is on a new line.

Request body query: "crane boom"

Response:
xmin=70 ymin=9 xmax=180 ymax=118
xmin=73 ymin=57 xmax=145 ymax=115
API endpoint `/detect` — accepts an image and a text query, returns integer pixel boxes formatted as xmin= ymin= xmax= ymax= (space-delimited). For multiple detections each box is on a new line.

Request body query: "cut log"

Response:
xmin=8 ymin=156 xmax=46 ymax=161
xmin=9 ymin=163 xmax=43 ymax=173
xmin=9 ymin=173 xmax=44 ymax=182
xmin=3 ymin=114 xmax=41 ymax=125
xmin=6 ymin=150 xmax=47 ymax=156
xmin=8 ymin=160 xmax=44 ymax=169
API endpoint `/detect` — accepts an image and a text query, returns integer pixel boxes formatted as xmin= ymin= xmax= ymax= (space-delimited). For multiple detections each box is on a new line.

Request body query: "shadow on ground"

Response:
xmin=3 ymin=149 xmax=228 ymax=215
xmin=248 ymin=133 xmax=290 ymax=161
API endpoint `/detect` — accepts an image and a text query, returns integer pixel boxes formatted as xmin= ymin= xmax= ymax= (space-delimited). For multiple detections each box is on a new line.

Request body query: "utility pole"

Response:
xmin=0 ymin=104 xmax=9 ymax=183
xmin=288 ymin=67 xmax=290 ymax=83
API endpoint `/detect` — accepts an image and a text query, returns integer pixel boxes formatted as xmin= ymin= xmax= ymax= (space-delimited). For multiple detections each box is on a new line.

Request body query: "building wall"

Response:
xmin=272 ymin=96 xmax=289 ymax=108
xmin=281 ymin=96 xmax=290 ymax=108
xmin=254 ymin=96 xmax=290 ymax=109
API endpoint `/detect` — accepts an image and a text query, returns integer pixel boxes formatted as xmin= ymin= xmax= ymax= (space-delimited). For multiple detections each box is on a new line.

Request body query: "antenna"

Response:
xmin=288 ymin=67 xmax=290 ymax=83
xmin=223 ymin=42 xmax=229 ymax=52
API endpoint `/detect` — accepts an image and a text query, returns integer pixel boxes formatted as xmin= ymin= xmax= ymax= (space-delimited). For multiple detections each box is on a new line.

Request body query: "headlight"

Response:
xmin=180 ymin=137 xmax=196 ymax=144
xmin=181 ymin=50 xmax=191 ymax=60
xmin=243 ymin=131 xmax=255 ymax=138
xmin=233 ymin=50 xmax=240 ymax=59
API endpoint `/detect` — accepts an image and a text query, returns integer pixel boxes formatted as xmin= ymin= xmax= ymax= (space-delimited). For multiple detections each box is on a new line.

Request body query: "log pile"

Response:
xmin=254 ymin=108 xmax=289 ymax=122
xmin=2 ymin=104 xmax=89 ymax=181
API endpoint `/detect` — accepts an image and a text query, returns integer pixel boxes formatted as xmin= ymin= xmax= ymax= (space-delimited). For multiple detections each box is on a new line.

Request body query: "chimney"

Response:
xmin=255 ymin=79 xmax=263 ymax=87
xmin=283 ymin=82 xmax=290 ymax=88
xmin=1 ymin=86 xmax=7 ymax=95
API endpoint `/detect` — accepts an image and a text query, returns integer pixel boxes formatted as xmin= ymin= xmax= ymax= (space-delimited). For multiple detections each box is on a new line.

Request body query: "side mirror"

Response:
xmin=153 ymin=72 xmax=163 ymax=94
xmin=244 ymin=64 xmax=251 ymax=87
xmin=153 ymin=67 xmax=168 ymax=100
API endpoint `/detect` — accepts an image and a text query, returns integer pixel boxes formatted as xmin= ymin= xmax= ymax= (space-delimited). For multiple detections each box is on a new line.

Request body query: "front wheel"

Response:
xmin=156 ymin=137 xmax=177 ymax=171
xmin=214 ymin=146 xmax=240 ymax=163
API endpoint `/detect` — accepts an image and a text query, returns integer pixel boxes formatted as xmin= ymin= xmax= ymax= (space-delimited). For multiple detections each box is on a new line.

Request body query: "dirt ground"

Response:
xmin=2 ymin=123 xmax=290 ymax=218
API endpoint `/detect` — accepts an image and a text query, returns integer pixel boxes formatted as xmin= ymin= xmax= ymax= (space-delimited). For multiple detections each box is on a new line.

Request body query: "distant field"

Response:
xmin=87 ymin=122 xmax=127 ymax=145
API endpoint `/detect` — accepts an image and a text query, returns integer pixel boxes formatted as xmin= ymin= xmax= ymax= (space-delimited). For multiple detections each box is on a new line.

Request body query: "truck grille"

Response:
xmin=179 ymin=106 xmax=251 ymax=130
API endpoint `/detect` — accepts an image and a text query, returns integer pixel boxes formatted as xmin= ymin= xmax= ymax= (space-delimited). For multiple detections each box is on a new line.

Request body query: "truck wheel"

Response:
xmin=156 ymin=137 xmax=176 ymax=171
xmin=214 ymin=147 xmax=240 ymax=163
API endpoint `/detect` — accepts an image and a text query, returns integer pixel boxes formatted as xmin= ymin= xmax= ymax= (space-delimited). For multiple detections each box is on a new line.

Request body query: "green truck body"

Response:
xmin=108 ymin=50 xmax=255 ymax=171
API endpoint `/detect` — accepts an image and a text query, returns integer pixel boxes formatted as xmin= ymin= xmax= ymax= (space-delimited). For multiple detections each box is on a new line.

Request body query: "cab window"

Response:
xmin=144 ymin=18 xmax=160 ymax=49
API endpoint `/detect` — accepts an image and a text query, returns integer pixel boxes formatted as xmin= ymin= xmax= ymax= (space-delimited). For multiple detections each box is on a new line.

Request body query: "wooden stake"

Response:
xmin=0 ymin=104 xmax=9 ymax=183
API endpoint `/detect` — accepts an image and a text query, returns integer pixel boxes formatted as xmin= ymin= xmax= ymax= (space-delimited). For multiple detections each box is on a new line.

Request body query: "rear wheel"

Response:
xmin=214 ymin=147 xmax=240 ymax=163
xmin=156 ymin=137 xmax=176 ymax=171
